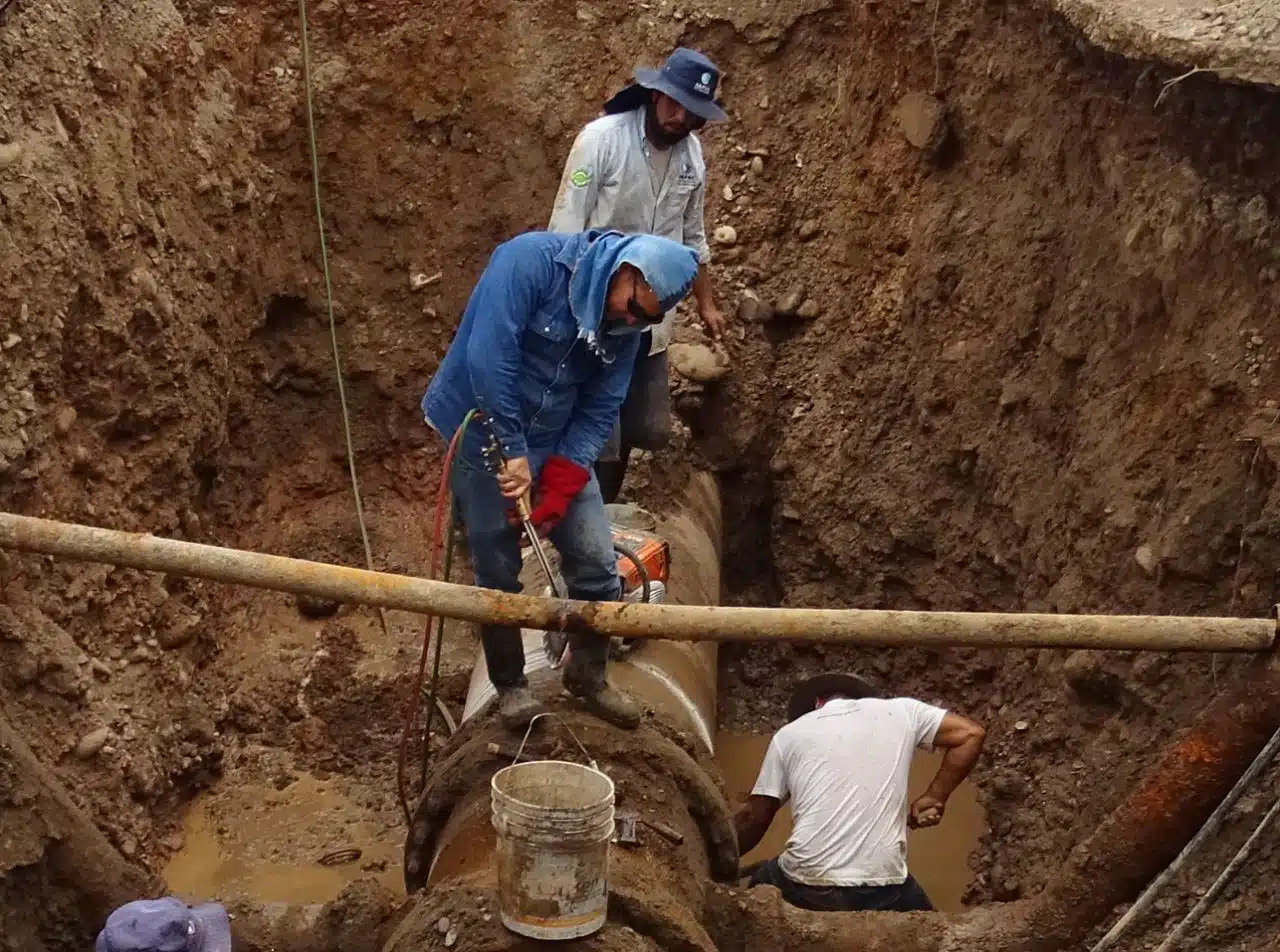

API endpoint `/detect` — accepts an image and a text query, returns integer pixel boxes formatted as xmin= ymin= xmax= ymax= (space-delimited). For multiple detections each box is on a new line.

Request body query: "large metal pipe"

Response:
xmin=424 ymin=473 xmax=724 ymax=889
xmin=0 ymin=512 xmax=1273 ymax=652
xmin=396 ymin=474 xmax=738 ymax=952
xmin=457 ymin=473 xmax=722 ymax=752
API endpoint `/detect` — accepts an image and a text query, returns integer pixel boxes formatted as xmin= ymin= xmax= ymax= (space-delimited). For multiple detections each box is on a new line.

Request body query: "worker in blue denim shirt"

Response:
xmin=422 ymin=229 xmax=699 ymax=729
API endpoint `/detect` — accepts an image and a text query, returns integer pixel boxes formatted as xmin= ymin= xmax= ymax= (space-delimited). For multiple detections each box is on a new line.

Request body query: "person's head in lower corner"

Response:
xmin=786 ymin=672 xmax=884 ymax=723
xmin=96 ymin=898 xmax=233 ymax=952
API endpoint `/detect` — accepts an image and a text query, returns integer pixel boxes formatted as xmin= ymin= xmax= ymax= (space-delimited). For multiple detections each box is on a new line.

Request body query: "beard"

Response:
xmin=644 ymin=99 xmax=690 ymax=149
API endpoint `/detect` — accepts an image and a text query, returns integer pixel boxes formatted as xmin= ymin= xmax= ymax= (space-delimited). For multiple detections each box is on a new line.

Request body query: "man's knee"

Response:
xmin=464 ymin=525 xmax=522 ymax=591
xmin=551 ymin=489 xmax=621 ymax=601
xmin=624 ymin=410 xmax=671 ymax=452
xmin=620 ymin=351 xmax=671 ymax=452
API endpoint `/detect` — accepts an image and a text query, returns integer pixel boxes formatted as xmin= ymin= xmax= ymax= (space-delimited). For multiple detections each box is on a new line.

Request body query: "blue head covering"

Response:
xmin=568 ymin=231 xmax=699 ymax=344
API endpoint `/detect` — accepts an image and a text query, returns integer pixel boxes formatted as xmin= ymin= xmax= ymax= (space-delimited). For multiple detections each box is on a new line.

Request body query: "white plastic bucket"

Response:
xmin=490 ymin=760 xmax=615 ymax=940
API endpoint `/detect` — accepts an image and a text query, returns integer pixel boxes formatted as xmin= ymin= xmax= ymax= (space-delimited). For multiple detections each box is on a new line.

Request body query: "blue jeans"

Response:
xmin=450 ymin=453 xmax=620 ymax=689
xmin=749 ymin=858 xmax=934 ymax=913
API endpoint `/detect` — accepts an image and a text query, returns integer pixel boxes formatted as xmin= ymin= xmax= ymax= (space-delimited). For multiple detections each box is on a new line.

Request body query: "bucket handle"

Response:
xmin=515 ymin=713 xmax=598 ymax=771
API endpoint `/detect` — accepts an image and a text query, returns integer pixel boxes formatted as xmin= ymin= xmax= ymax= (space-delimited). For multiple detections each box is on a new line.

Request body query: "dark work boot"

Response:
xmin=496 ymin=686 xmax=546 ymax=731
xmin=563 ymin=633 xmax=640 ymax=729
xmin=479 ymin=623 xmax=544 ymax=730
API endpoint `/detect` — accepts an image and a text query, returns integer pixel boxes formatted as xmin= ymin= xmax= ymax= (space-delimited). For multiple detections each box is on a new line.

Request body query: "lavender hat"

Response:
xmin=96 ymin=898 xmax=232 ymax=952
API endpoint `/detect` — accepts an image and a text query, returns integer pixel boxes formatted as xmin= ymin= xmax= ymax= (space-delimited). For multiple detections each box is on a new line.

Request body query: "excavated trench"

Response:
xmin=4 ymin=0 xmax=1280 ymax=948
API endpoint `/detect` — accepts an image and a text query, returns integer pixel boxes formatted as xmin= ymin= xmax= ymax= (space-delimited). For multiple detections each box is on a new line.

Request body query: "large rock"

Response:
xmin=0 ymin=141 xmax=23 ymax=169
xmin=737 ymin=291 xmax=773 ymax=324
xmin=1062 ymin=650 xmax=1124 ymax=705
xmin=669 ymin=343 xmax=730 ymax=383
xmin=896 ymin=92 xmax=950 ymax=156
xmin=775 ymin=286 xmax=807 ymax=319
xmin=713 ymin=225 xmax=738 ymax=247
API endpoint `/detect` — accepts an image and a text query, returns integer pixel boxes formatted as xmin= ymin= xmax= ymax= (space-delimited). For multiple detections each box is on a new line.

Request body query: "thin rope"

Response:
xmin=296 ymin=0 xmax=454 ymax=756
xmin=297 ymin=0 xmax=378 ymax=575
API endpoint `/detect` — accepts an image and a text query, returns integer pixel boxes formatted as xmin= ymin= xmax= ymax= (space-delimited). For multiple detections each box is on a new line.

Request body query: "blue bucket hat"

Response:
xmin=603 ymin=48 xmax=727 ymax=122
xmin=96 ymin=899 xmax=232 ymax=952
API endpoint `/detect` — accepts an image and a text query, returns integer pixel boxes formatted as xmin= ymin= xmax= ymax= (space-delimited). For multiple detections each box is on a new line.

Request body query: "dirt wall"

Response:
xmin=4 ymin=0 xmax=1280 ymax=948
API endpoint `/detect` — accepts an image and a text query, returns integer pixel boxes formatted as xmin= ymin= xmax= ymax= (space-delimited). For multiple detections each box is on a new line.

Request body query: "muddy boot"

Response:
xmin=496 ymin=686 xmax=546 ymax=731
xmin=563 ymin=634 xmax=641 ymax=729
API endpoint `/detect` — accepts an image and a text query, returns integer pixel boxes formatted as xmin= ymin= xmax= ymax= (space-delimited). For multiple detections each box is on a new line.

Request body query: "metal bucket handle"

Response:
xmin=514 ymin=712 xmax=598 ymax=771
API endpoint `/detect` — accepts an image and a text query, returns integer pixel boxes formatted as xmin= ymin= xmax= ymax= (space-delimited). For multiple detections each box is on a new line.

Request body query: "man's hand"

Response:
xmin=699 ymin=301 xmax=727 ymax=340
xmin=497 ymin=456 xmax=532 ymax=500
xmin=526 ymin=456 xmax=589 ymax=533
xmin=908 ymin=794 xmax=945 ymax=829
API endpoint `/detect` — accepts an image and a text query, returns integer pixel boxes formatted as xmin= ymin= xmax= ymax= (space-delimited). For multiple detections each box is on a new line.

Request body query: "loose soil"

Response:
xmin=4 ymin=0 xmax=1280 ymax=948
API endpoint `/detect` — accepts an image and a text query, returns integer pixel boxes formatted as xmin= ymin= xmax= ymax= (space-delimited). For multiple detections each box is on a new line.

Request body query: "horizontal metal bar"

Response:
xmin=0 ymin=512 xmax=1273 ymax=651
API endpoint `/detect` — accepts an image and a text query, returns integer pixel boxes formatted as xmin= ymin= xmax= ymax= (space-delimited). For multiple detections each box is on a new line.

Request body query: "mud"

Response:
xmin=4 ymin=0 xmax=1280 ymax=945
xmin=164 ymin=772 xmax=403 ymax=905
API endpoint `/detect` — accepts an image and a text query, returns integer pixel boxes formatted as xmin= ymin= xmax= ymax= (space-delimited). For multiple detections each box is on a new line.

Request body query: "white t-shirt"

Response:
xmin=750 ymin=697 xmax=947 ymax=887
xmin=647 ymin=144 xmax=674 ymax=195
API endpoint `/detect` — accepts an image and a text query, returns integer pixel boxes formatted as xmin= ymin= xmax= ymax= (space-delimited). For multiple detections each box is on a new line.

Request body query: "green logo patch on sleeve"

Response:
xmin=569 ymin=168 xmax=592 ymax=188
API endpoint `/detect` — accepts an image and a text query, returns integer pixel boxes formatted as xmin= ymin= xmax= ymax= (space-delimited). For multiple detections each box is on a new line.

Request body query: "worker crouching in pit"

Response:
xmin=421 ymin=228 xmax=699 ymax=732
xmin=734 ymin=672 xmax=986 ymax=912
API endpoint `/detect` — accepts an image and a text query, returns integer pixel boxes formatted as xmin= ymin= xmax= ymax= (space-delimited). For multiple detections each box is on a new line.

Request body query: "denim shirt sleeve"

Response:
xmin=554 ymin=333 xmax=642 ymax=470
xmin=464 ymin=240 xmax=551 ymax=460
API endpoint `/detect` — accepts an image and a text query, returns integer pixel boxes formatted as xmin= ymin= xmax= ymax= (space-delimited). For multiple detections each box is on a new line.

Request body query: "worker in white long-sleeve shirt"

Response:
xmin=733 ymin=672 xmax=986 ymax=912
xmin=548 ymin=47 xmax=729 ymax=505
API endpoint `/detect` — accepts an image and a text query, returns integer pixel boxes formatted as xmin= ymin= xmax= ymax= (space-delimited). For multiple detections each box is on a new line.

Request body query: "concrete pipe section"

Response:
xmin=392 ymin=472 xmax=737 ymax=952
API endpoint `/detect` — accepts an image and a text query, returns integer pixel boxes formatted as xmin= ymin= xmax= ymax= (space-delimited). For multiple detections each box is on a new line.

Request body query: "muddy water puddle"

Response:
xmin=164 ymin=733 xmax=982 ymax=911
xmin=715 ymin=733 xmax=984 ymax=912
xmin=164 ymin=770 xmax=404 ymax=905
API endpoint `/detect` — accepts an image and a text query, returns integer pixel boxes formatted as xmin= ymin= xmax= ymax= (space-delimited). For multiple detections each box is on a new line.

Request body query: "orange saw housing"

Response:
xmin=611 ymin=525 xmax=670 ymax=593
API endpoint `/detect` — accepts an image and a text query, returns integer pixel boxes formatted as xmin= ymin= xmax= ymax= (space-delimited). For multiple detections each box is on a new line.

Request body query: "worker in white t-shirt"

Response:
xmin=733 ymin=672 xmax=986 ymax=912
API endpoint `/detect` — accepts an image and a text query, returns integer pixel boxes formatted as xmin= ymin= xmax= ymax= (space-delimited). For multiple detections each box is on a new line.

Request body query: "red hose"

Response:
xmin=395 ymin=419 xmax=468 ymax=826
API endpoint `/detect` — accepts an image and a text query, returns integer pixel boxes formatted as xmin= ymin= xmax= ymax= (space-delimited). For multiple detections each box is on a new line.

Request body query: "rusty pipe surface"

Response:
xmin=1 ymin=512 xmax=1274 ymax=651
xmin=1004 ymin=645 xmax=1280 ymax=952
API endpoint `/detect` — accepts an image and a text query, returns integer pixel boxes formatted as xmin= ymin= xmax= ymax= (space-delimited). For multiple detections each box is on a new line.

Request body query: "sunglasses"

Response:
xmin=627 ymin=294 xmax=665 ymax=325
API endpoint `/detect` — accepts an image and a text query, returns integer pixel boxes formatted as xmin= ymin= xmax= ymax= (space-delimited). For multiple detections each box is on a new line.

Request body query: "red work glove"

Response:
xmin=526 ymin=456 xmax=590 ymax=534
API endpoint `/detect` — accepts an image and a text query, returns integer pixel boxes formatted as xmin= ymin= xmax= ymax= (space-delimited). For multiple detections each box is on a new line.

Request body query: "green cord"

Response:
xmin=298 ymin=0 xmax=457 ymax=753
xmin=419 ymin=497 xmax=457 ymax=783
xmin=296 ymin=0 xmax=378 ymax=577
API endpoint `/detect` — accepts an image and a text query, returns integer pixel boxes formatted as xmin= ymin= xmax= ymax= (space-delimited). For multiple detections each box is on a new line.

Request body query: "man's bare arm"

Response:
xmin=691 ymin=266 xmax=725 ymax=338
xmin=910 ymin=712 xmax=985 ymax=828
xmin=733 ymin=794 xmax=781 ymax=856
